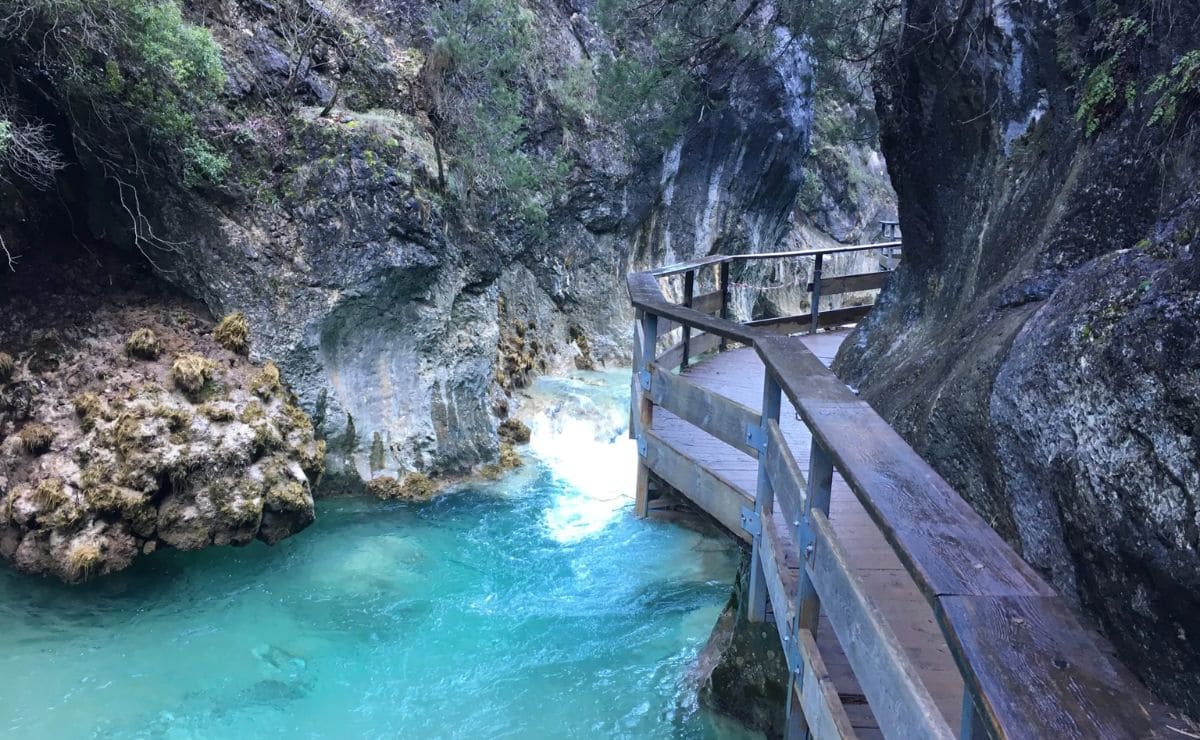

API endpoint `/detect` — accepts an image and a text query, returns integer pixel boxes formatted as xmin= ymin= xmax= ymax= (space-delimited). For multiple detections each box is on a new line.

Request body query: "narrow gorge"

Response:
xmin=1 ymin=0 xmax=1198 ymax=735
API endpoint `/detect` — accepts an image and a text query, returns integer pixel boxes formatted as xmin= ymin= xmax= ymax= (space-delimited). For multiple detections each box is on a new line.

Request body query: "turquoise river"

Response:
xmin=0 ymin=370 xmax=758 ymax=739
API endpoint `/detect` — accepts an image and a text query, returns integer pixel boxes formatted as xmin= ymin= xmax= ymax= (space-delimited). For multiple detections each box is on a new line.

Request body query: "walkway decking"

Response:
xmin=654 ymin=332 xmax=963 ymax=736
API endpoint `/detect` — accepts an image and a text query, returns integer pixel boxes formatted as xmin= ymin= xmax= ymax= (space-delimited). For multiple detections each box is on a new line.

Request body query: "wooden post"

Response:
xmin=785 ymin=438 xmax=834 ymax=739
xmin=718 ymin=261 xmax=730 ymax=351
xmin=681 ymin=269 xmax=695 ymax=369
xmin=634 ymin=311 xmax=658 ymax=518
xmin=797 ymin=439 xmax=834 ymax=630
xmin=747 ymin=370 xmax=782 ymax=623
xmin=809 ymin=252 xmax=824 ymax=335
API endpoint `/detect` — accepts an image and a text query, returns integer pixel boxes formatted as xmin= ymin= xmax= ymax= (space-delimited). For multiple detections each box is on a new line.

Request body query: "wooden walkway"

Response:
xmin=654 ymin=333 xmax=962 ymax=737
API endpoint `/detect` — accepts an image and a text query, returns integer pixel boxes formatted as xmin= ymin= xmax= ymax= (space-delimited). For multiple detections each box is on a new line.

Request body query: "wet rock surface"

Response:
xmin=696 ymin=552 xmax=788 ymax=738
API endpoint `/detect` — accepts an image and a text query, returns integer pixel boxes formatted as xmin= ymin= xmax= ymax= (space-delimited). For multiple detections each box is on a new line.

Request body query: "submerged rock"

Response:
xmin=0 ymin=272 xmax=323 ymax=583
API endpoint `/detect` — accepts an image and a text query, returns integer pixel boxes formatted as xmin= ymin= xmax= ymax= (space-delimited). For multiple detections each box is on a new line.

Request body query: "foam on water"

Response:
xmin=0 ymin=369 xmax=757 ymax=739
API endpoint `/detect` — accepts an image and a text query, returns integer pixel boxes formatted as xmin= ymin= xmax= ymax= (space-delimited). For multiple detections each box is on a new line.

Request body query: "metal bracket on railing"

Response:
xmin=740 ymin=506 xmax=762 ymax=538
xmin=780 ymin=630 xmax=803 ymax=676
xmin=745 ymin=423 xmax=767 ymax=453
xmin=638 ymin=369 xmax=651 ymax=392
xmin=637 ymin=437 xmax=647 ymax=456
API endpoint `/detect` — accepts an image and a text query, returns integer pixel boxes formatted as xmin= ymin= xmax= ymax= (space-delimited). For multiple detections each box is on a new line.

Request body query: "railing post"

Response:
xmin=746 ymin=369 xmax=782 ymax=623
xmin=634 ymin=310 xmax=658 ymax=518
xmin=718 ymin=260 xmax=730 ymax=351
xmin=681 ymin=269 xmax=695 ymax=369
xmin=784 ymin=437 xmax=835 ymax=737
xmin=808 ymin=252 xmax=824 ymax=335
xmin=797 ymin=439 xmax=833 ymax=629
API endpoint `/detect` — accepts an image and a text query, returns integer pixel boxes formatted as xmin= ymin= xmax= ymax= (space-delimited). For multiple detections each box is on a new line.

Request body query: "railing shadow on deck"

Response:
xmin=626 ymin=242 xmax=1184 ymax=740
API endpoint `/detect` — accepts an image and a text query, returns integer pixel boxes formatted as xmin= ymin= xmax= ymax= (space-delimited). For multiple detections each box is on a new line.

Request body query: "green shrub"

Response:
xmin=1149 ymin=50 xmax=1200 ymax=128
xmin=0 ymin=0 xmax=228 ymax=187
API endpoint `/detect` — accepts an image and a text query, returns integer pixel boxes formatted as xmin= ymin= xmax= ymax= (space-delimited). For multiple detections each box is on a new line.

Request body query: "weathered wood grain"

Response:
xmin=808 ymin=512 xmax=955 ymax=740
xmin=642 ymin=429 xmax=752 ymax=541
xmin=796 ymin=629 xmax=860 ymax=740
xmin=657 ymin=331 xmax=721 ymax=371
xmin=937 ymin=594 xmax=1183 ymax=739
xmin=764 ymin=420 xmax=805 ymax=530
xmin=649 ymin=363 xmax=761 ymax=458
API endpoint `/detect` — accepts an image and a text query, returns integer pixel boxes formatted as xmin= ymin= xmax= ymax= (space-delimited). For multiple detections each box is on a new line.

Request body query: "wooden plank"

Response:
xmin=810 ymin=271 xmax=890 ymax=296
xmin=764 ymin=420 xmax=805 ymax=529
xmin=761 ymin=514 xmax=795 ymax=642
xmin=649 ymin=363 xmax=761 ymax=458
xmin=745 ymin=305 xmax=873 ymax=336
xmin=627 ymin=272 xmax=757 ymax=345
xmin=936 ymin=594 xmax=1184 ymax=739
xmin=642 ymin=429 xmax=752 ymax=541
xmin=796 ymin=629 xmax=859 ymax=740
xmin=691 ymin=290 xmax=722 ymax=314
xmin=807 ymin=511 xmax=955 ymax=740
xmin=657 ymin=331 xmax=720 ymax=371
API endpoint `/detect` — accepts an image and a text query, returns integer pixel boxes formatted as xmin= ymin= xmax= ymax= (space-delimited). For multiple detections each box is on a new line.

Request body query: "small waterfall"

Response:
xmin=515 ymin=370 xmax=638 ymax=544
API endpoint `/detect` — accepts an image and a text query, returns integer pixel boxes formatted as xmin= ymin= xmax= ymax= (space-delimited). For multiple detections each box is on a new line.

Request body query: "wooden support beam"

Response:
xmin=658 ymin=331 xmax=721 ymax=372
xmin=634 ymin=312 xmax=658 ymax=518
xmin=764 ymin=420 xmax=806 ymax=531
xmin=794 ymin=629 xmax=858 ymax=740
xmin=642 ymin=429 xmax=753 ymax=540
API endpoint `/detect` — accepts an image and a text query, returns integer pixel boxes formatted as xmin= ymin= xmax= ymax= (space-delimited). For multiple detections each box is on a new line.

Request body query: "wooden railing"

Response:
xmin=627 ymin=245 xmax=1180 ymax=739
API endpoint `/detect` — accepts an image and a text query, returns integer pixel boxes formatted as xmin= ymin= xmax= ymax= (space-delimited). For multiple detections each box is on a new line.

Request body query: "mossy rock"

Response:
xmin=366 ymin=472 xmax=438 ymax=502
xmin=125 ymin=328 xmax=162 ymax=360
xmin=498 ymin=418 xmax=531 ymax=444
xmin=213 ymin=312 xmax=250 ymax=355
xmin=250 ymin=362 xmax=282 ymax=398
xmin=170 ymin=354 xmax=215 ymax=397
xmin=73 ymin=393 xmax=106 ymax=430
xmin=0 ymin=352 xmax=13 ymax=383
xmin=18 ymin=423 xmax=55 ymax=455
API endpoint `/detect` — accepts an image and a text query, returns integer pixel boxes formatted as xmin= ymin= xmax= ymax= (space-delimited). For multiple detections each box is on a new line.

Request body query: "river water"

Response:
xmin=0 ymin=369 xmax=756 ymax=739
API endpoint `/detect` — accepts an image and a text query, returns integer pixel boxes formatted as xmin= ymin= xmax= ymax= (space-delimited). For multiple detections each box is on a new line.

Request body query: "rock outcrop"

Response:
xmin=0 ymin=258 xmax=323 ymax=582
xmin=836 ymin=0 xmax=1200 ymax=711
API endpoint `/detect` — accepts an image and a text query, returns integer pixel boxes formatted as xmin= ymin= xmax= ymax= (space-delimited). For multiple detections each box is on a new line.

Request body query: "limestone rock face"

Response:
xmin=835 ymin=0 xmax=1200 ymax=710
xmin=0 ymin=270 xmax=323 ymax=582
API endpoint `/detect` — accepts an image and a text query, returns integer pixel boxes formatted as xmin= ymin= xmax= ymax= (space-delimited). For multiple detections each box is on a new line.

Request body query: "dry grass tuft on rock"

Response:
xmin=0 ymin=351 xmax=13 ymax=383
xmin=213 ymin=312 xmax=250 ymax=355
xmin=124 ymin=328 xmax=162 ymax=360
xmin=18 ymin=423 xmax=55 ymax=455
xmin=66 ymin=541 xmax=103 ymax=582
xmin=170 ymin=354 xmax=215 ymax=397
xmin=251 ymin=362 xmax=281 ymax=398
xmin=31 ymin=478 xmax=66 ymax=510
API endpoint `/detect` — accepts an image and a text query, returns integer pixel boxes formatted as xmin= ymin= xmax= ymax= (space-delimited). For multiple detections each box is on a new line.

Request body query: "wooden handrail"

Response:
xmin=648 ymin=240 xmax=903 ymax=278
xmin=626 ymin=249 xmax=1182 ymax=739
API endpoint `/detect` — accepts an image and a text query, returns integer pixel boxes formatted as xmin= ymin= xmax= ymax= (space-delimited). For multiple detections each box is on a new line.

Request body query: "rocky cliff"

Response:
xmin=1 ymin=0 xmax=893 ymax=498
xmin=836 ymin=0 xmax=1200 ymax=711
